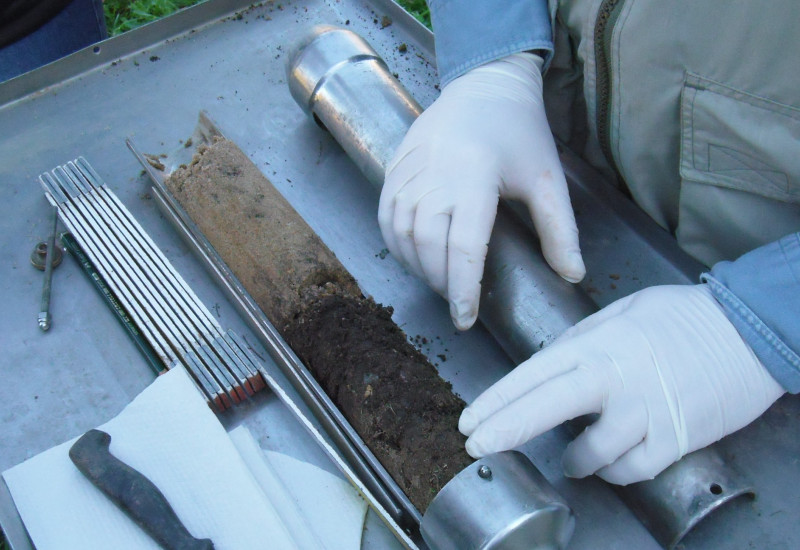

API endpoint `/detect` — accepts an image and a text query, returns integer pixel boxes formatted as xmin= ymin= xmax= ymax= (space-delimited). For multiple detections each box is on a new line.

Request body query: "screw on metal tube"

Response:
xmin=38 ymin=206 xmax=59 ymax=331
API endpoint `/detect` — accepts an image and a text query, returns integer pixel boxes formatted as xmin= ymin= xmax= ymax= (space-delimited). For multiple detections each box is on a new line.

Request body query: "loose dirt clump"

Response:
xmin=165 ymin=137 xmax=472 ymax=511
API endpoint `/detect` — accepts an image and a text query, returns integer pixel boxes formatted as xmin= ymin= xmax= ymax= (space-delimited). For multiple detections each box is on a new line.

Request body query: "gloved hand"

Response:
xmin=458 ymin=284 xmax=785 ymax=485
xmin=379 ymin=52 xmax=585 ymax=331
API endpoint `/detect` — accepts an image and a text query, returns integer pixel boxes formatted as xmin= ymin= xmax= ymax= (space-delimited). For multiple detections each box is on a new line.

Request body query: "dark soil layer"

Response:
xmin=285 ymin=287 xmax=473 ymax=510
xmin=165 ymin=137 xmax=472 ymax=511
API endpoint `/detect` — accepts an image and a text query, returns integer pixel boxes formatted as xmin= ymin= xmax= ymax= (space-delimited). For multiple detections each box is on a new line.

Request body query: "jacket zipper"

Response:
xmin=594 ymin=0 xmax=625 ymax=174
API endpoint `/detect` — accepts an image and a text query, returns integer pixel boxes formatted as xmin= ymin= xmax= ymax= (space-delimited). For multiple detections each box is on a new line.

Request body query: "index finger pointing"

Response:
xmin=464 ymin=365 xmax=605 ymax=457
xmin=446 ymin=192 xmax=498 ymax=330
xmin=459 ymin=341 xmax=589 ymax=436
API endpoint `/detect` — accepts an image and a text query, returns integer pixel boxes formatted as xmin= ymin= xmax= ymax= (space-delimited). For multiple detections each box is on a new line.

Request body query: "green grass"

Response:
xmin=104 ymin=0 xmax=206 ymax=35
xmin=104 ymin=0 xmax=431 ymax=36
xmin=397 ymin=0 xmax=431 ymax=27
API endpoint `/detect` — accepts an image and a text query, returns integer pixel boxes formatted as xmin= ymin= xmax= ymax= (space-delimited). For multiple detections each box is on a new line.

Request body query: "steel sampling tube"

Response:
xmin=286 ymin=24 xmax=753 ymax=549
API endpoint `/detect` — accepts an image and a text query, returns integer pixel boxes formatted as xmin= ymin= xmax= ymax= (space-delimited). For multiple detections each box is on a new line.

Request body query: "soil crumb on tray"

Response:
xmin=165 ymin=137 xmax=472 ymax=511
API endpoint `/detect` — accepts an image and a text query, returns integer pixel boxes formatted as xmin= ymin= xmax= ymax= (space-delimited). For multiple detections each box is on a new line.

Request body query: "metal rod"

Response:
xmin=40 ymin=166 xmax=235 ymax=407
xmin=44 ymin=188 xmax=175 ymax=366
xmin=75 ymin=158 xmax=223 ymax=335
xmin=38 ymin=205 xmax=59 ymax=331
xmin=70 ymin=160 xmax=255 ymax=394
xmin=52 ymin=171 xmax=191 ymax=359
xmin=60 ymin=232 xmax=166 ymax=376
xmin=62 ymin=165 xmax=211 ymax=349
xmin=63 ymin=163 xmax=247 ymax=399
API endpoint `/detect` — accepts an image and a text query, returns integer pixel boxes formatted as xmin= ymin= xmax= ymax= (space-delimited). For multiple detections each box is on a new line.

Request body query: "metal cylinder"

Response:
xmin=617 ymin=447 xmax=754 ymax=549
xmin=420 ymin=451 xmax=574 ymax=550
xmin=287 ymin=24 xmax=597 ymax=353
xmin=286 ymin=25 xmax=755 ymax=549
xmin=288 ymin=25 xmax=423 ymax=188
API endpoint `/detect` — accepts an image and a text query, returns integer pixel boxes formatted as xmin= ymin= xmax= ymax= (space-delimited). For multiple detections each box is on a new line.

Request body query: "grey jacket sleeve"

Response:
xmin=701 ymin=232 xmax=800 ymax=393
xmin=428 ymin=0 xmax=553 ymax=86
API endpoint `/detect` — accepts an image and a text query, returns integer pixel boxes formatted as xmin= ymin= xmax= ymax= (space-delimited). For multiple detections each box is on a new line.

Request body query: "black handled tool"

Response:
xmin=69 ymin=429 xmax=214 ymax=550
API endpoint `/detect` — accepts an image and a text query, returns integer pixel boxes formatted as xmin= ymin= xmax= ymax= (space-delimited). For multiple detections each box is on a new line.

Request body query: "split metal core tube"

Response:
xmin=286 ymin=25 xmax=753 ymax=550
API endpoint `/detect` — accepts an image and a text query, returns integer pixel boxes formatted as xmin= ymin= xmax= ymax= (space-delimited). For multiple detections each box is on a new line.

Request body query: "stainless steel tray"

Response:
xmin=1 ymin=1 xmax=797 ymax=549
xmin=126 ymin=112 xmax=422 ymax=540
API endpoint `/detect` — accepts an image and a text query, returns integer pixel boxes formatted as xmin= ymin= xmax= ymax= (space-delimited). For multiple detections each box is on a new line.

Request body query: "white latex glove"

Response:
xmin=379 ymin=52 xmax=585 ymax=331
xmin=458 ymin=284 xmax=785 ymax=485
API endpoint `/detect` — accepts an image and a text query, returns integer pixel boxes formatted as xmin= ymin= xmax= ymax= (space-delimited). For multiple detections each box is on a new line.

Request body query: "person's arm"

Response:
xmin=458 ymin=235 xmax=798 ymax=485
xmin=380 ymin=1 xmax=584 ymax=330
xmin=702 ymin=231 xmax=800 ymax=392
xmin=428 ymin=0 xmax=554 ymax=86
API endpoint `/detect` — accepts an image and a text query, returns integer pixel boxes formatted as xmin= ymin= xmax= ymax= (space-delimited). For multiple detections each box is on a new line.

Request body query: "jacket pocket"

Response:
xmin=680 ymin=73 xmax=800 ymax=204
xmin=677 ymin=73 xmax=800 ymax=265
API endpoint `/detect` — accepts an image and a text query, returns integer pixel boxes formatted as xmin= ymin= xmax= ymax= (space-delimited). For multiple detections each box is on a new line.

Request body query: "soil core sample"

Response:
xmin=165 ymin=137 xmax=472 ymax=511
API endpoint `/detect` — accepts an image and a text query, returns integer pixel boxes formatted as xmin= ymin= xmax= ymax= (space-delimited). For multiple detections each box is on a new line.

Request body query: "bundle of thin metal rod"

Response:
xmin=39 ymin=157 xmax=265 ymax=411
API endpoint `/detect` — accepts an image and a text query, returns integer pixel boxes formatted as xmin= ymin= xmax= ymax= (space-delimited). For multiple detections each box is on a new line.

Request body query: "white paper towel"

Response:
xmin=229 ymin=426 xmax=368 ymax=550
xmin=2 ymin=367 xmax=313 ymax=550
